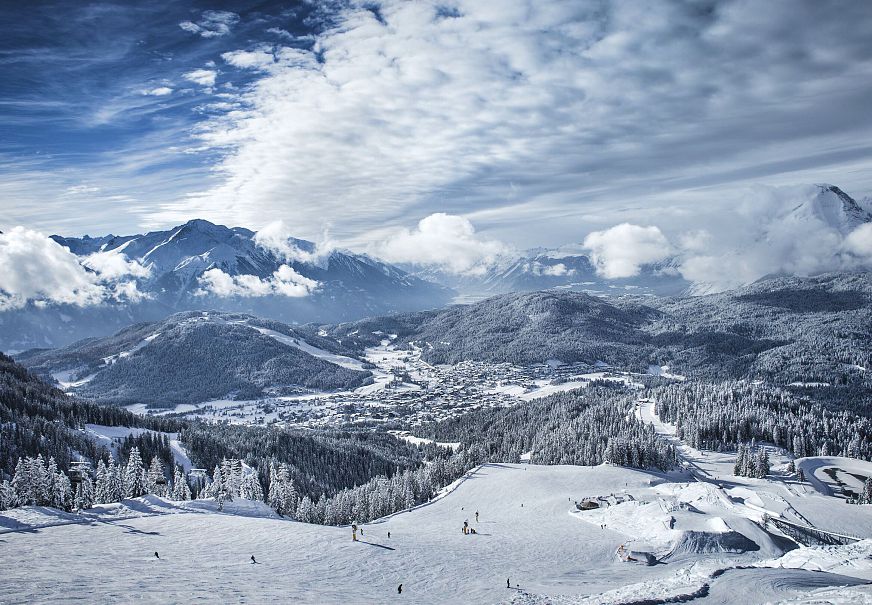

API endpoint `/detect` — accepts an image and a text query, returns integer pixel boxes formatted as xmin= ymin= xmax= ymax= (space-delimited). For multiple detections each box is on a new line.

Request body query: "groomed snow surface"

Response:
xmin=2 ymin=463 xmax=871 ymax=604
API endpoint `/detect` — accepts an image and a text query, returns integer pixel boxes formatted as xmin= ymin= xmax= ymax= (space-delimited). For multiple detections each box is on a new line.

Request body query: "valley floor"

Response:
xmin=1 ymin=462 xmax=872 ymax=604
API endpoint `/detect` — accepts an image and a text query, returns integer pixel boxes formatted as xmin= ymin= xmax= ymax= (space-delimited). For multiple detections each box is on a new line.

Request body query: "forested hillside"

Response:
xmin=322 ymin=272 xmax=872 ymax=390
xmin=0 ymin=352 xmax=180 ymax=477
xmin=423 ymin=383 xmax=676 ymax=470
xmin=18 ymin=311 xmax=372 ymax=407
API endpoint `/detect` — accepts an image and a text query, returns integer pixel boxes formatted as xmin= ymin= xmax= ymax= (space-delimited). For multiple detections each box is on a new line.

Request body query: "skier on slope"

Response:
xmin=251 ymin=555 xmax=257 ymax=564
xmin=398 ymin=584 xmax=403 ymax=594
xmin=154 ymin=552 xmax=159 ymax=559
xmin=475 ymin=511 xmax=479 ymax=523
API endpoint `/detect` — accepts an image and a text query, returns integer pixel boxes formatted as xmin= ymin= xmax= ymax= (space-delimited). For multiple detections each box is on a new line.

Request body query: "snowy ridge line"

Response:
xmin=356 ymin=464 xmax=483 ymax=527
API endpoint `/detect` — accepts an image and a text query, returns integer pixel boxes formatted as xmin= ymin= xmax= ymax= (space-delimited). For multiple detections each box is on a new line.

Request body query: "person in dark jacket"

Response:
xmin=398 ymin=584 xmax=403 ymax=594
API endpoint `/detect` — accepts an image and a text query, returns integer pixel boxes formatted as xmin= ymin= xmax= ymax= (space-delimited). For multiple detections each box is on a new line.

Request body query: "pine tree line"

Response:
xmin=733 ymin=442 xmax=770 ymax=478
xmin=422 ymin=385 xmax=677 ymax=471
xmin=652 ymin=381 xmax=872 ymax=460
xmin=0 ymin=446 xmax=193 ymax=513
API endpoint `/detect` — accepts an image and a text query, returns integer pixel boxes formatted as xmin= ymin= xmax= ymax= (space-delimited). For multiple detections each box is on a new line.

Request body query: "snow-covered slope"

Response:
xmin=2 ymin=463 xmax=871 ymax=604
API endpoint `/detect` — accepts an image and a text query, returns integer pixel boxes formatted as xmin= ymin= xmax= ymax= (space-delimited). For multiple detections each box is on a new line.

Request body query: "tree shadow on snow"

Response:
xmin=103 ymin=521 xmax=161 ymax=536
xmin=357 ymin=540 xmax=395 ymax=551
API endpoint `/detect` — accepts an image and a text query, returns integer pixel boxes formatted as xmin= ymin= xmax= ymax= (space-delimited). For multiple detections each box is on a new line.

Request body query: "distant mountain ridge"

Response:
xmin=411 ymin=184 xmax=871 ymax=299
xmin=17 ymin=310 xmax=372 ymax=407
xmin=321 ymin=271 xmax=872 ymax=388
xmin=1 ymin=219 xmax=452 ymax=351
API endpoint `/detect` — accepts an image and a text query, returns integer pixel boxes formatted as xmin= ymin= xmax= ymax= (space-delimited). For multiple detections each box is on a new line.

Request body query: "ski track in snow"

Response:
xmin=83 ymin=424 xmax=194 ymax=471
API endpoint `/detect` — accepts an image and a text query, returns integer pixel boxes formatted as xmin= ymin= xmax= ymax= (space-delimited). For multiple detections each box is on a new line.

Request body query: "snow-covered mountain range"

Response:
xmin=409 ymin=184 xmax=872 ymax=299
xmin=1 ymin=219 xmax=452 ymax=351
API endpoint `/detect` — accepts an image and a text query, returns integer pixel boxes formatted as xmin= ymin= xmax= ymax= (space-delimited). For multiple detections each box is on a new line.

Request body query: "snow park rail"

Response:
xmin=763 ymin=514 xmax=861 ymax=546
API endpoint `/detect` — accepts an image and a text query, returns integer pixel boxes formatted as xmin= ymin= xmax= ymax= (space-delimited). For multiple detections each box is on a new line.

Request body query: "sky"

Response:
xmin=2 ymin=0 xmax=872 ymax=283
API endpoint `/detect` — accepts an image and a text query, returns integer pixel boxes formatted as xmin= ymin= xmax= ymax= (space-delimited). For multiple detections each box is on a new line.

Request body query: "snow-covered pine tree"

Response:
xmin=94 ymin=460 xmax=110 ymax=504
xmin=267 ymin=462 xmax=297 ymax=516
xmin=33 ymin=454 xmax=49 ymax=505
xmin=296 ymin=496 xmax=314 ymax=523
xmin=860 ymin=478 xmax=872 ymax=505
xmin=125 ymin=447 xmax=146 ymax=498
xmin=11 ymin=458 xmax=30 ymax=505
xmin=734 ymin=444 xmax=746 ymax=476
xmin=46 ymin=457 xmax=62 ymax=507
xmin=753 ymin=448 xmax=770 ymax=478
xmin=171 ymin=467 xmax=191 ymax=501
xmin=210 ymin=464 xmax=225 ymax=510
xmin=75 ymin=476 xmax=94 ymax=511
xmin=0 ymin=479 xmax=16 ymax=510
xmin=147 ymin=457 xmax=165 ymax=497
xmin=314 ymin=494 xmax=327 ymax=524
xmin=228 ymin=459 xmax=243 ymax=498
xmin=239 ymin=472 xmax=264 ymax=502
xmin=108 ymin=457 xmax=124 ymax=502
xmin=54 ymin=471 xmax=73 ymax=511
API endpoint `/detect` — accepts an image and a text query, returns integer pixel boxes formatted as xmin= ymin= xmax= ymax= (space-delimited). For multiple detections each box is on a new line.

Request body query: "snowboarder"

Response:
xmin=398 ymin=584 xmax=403 ymax=594
xmin=352 ymin=523 xmax=358 ymax=542
xmin=154 ymin=552 xmax=159 ymax=559
xmin=475 ymin=511 xmax=479 ymax=522
xmin=251 ymin=555 xmax=257 ymax=564
xmin=388 ymin=531 xmax=391 ymax=539
xmin=507 ymin=578 xmax=510 ymax=589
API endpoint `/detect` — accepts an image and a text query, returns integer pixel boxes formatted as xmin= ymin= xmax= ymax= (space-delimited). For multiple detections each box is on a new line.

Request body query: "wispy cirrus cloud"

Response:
xmin=179 ymin=10 xmax=239 ymax=38
xmin=147 ymin=0 xmax=872 ymax=250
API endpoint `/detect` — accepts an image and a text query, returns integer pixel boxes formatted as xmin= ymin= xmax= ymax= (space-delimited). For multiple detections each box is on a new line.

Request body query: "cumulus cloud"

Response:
xmin=222 ymin=49 xmax=277 ymax=71
xmin=253 ymin=221 xmax=332 ymax=265
xmin=179 ymin=10 xmax=239 ymax=38
xmin=183 ymin=69 xmax=217 ymax=88
xmin=374 ymin=213 xmax=508 ymax=275
xmin=843 ymin=223 xmax=872 ymax=260
xmin=82 ymin=250 xmax=151 ymax=280
xmin=541 ymin=263 xmax=571 ymax=277
xmin=195 ymin=265 xmax=320 ymax=298
xmin=527 ymin=262 xmax=572 ymax=277
xmin=142 ymin=86 xmax=173 ymax=96
xmin=0 ymin=227 xmax=146 ymax=310
xmin=583 ymin=224 xmax=672 ymax=279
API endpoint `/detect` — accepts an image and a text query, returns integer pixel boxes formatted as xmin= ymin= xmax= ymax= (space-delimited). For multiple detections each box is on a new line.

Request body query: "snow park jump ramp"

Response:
xmin=659 ymin=528 xmax=760 ymax=561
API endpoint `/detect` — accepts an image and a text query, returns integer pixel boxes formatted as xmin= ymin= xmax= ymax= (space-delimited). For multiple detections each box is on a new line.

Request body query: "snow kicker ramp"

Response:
xmin=660 ymin=529 xmax=759 ymax=561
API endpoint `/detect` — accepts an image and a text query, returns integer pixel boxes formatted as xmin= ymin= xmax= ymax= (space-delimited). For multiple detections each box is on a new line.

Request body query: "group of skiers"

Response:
xmin=461 ymin=510 xmax=480 ymax=534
